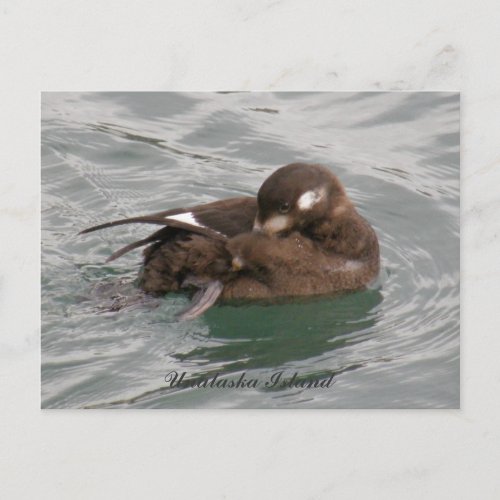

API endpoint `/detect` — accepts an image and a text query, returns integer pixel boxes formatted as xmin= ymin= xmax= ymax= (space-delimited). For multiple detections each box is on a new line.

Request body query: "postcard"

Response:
xmin=41 ymin=91 xmax=459 ymax=408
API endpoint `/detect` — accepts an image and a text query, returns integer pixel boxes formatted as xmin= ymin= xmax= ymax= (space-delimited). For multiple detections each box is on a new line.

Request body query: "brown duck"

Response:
xmin=80 ymin=163 xmax=380 ymax=319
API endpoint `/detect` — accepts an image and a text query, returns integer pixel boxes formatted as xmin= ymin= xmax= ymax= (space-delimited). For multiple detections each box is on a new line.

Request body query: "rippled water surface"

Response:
xmin=41 ymin=92 xmax=459 ymax=408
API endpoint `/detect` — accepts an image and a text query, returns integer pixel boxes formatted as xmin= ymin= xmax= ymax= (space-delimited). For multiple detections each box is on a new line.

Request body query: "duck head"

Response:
xmin=253 ymin=163 xmax=349 ymax=236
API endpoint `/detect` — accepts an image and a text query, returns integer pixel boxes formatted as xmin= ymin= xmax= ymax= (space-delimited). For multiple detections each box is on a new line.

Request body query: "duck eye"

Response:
xmin=279 ymin=202 xmax=291 ymax=214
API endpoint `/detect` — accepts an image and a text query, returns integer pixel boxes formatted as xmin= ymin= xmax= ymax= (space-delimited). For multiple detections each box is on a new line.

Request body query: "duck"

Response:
xmin=80 ymin=163 xmax=380 ymax=319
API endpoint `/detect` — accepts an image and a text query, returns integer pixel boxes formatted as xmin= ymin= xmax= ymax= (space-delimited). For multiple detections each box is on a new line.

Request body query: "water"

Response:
xmin=41 ymin=92 xmax=459 ymax=408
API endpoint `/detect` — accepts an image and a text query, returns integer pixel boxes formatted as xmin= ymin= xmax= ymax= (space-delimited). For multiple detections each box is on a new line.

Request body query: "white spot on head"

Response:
xmin=297 ymin=188 xmax=325 ymax=211
xmin=262 ymin=215 xmax=290 ymax=234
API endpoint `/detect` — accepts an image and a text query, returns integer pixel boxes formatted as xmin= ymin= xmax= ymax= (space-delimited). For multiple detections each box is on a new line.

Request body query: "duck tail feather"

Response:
xmin=105 ymin=235 xmax=159 ymax=262
xmin=176 ymin=281 xmax=224 ymax=320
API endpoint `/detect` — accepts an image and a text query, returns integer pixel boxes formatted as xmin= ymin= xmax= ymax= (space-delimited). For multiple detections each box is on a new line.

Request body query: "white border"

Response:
xmin=2 ymin=1 xmax=500 ymax=498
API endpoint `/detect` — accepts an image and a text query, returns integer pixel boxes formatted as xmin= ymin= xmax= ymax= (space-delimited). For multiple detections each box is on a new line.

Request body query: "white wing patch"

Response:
xmin=166 ymin=212 xmax=224 ymax=235
xmin=297 ymin=188 xmax=325 ymax=210
xmin=166 ymin=212 xmax=203 ymax=227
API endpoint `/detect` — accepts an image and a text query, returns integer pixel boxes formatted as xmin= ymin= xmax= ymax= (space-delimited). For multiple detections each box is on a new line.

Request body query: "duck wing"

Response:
xmin=80 ymin=197 xmax=257 ymax=261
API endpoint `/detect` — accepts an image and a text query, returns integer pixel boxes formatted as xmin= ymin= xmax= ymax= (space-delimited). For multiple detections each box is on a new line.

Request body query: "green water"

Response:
xmin=41 ymin=92 xmax=459 ymax=408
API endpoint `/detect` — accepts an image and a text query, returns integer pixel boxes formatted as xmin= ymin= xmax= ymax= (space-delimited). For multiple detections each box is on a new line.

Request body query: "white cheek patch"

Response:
xmin=297 ymin=188 xmax=325 ymax=211
xmin=263 ymin=215 xmax=290 ymax=234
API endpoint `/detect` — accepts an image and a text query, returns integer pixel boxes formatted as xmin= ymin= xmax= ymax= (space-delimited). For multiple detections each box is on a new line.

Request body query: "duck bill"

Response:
xmin=253 ymin=217 xmax=264 ymax=233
